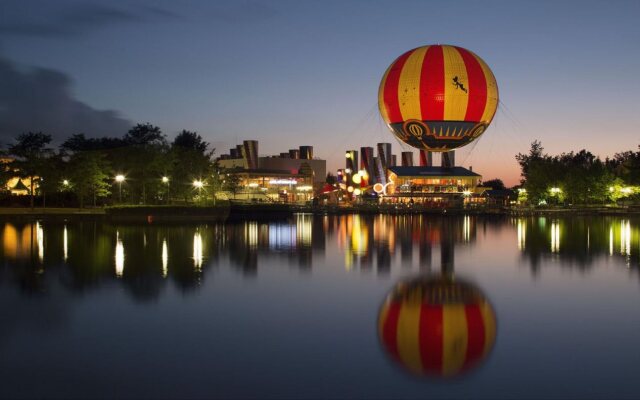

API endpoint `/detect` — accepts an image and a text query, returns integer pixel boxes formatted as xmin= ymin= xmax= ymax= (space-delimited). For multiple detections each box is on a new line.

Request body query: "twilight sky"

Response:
xmin=1 ymin=0 xmax=639 ymax=185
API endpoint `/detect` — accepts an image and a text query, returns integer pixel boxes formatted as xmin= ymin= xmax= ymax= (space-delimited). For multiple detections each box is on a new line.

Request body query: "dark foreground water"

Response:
xmin=1 ymin=215 xmax=639 ymax=399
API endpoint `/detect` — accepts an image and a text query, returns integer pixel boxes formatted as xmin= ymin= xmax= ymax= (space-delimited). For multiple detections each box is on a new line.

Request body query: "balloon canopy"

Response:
xmin=378 ymin=45 xmax=498 ymax=152
xmin=378 ymin=275 xmax=496 ymax=377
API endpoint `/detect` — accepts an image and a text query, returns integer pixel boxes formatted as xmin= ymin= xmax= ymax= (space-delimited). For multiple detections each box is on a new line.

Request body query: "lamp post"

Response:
xmin=162 ymin=176 xmax=170 ymax=204
xmin=115 ymin=175 xmax=125 ymax=203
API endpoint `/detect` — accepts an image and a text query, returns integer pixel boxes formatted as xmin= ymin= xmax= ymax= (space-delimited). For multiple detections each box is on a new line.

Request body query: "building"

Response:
xmin=380 ymin=166 xmax=486 ymax=207
xmin=217 ymin=141 xmax=326 ymax=203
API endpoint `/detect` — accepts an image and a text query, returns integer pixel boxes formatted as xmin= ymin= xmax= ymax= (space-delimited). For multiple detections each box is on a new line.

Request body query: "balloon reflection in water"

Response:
xmin=378 ymin=275 xmax=496 ymax=378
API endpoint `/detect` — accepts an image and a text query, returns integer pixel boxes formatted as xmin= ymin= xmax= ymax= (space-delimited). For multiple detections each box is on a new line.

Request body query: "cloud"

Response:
xmin=0 ymin=54 xmax=132 ymax=142
xmin=0 ymin=2 xmax=179 ymax=38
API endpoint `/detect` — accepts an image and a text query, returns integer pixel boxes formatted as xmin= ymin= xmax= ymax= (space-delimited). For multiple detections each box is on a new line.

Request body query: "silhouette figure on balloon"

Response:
xmin=452 ymin=76 xmax=468 ymax=93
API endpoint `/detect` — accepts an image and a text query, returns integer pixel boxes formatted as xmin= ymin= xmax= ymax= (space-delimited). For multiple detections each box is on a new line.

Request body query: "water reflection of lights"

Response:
xmin=296 ymin=214 xmax=312 ymax=247
xmin=463 ymin=215 xmax=471 ymax=243
xmin=36 ymin=221 xmax=44 ymax=262
xmin=269 ymin=224 xmax=296 ymax=250
xmin=246 ymin=222 xmax=258 ymax=248
xmin=115 ymin=231 xmax=124 ymax=278
xmin=550 ymin=221 xmax=560 ymax=253
xmin=162 ymin=239 xmax=168 ymax=278
xmin=609 ymin=226 xmax=614 ymax=256
xmin=63 ymin=225 xmax=68 ymax=262
xmin=350 ymin=215 xmax=368 ymax=256
xmin=517 ymin=219 xmax=526 ymax=250
xmin=621 ymin=220 xmax=631 ymax=256
xmin=193 ymin=231 xmax=203 ymax=270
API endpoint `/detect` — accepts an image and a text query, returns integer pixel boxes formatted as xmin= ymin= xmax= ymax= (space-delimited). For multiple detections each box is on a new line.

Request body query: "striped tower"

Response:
xmin=378 ymin=45 xmax=498 ymax=152
xmin=378 ymin=276 xmax=496 ymax=377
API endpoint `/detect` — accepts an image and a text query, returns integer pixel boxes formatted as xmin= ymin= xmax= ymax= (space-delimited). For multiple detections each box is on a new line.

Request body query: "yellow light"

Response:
xmin=347 ymin=186 xmax=354 ymax=193
xmin=248 ymin=182 xmax=259 ymax=188
xmin=62 ymin=179 xmax=69 ymax=186
xmin=345 ymin=152 xmax=351 ymax=158
xmin=352 ymin=174 xmax=361 ymax=184
xmin=345 ymin=168 xmax=352 ymax=174
xmin=162 ymin=176 xmax=169 ymax=183
xmin=353 ymin=188 xmax=361 ymax=196
xmin=115 ymin=175 xmax=125 ymax=183
xmin=463 ymin=190 xmax=472 ymax=196
xmin=193 ymin=180 xmax=204 ymax=189
xmin=296 ymin=185 xmax=313 ymax=191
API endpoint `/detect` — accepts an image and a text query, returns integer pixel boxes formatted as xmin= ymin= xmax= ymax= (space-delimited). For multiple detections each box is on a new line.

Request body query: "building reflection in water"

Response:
xmin=514 ymin=217 xmax=640 ymax=272
xmin=1 ymin=215 xmax=637 ymax=300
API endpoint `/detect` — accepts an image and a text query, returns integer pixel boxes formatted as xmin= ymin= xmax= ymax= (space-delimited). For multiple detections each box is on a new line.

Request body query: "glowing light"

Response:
xmin=193 ymin=180 xmax=204 ymax=189
xmin=162 ymin=239 xmax=168 ymax=278
xmin=550 ymin=187 xmax=562 ymax=194
xmin=345 ymin=168 xmax=352 ymax=174
xmin=62 ymin=179 xmax=69 ymax=186
xmin=345 ymin=152 xmax=351 ymax=159
xmin=609 ymin=226 xmax=614 ymax=255
xmin=296 ymin=185 xmax=313 ymax=191
xmin=518 ymin=188 xmax=526 ymax=193
xmin=193 ymin=231 xmax=203 ymax=270
xmin=162 ymin=176 xmax=169 ymax=183
xmin=373 ymin=183 xmax=384 ymax=193
xmin=246 ymin=222 xmax=258 ymax=248
xmin=463 ymin=215 xmax=470 ymax=242
xmin=353 ymin=188 xmax=361 ymax=196
xmin=269 ymin=179 xmax=298 ymax=185
xmin=115 ymin=175 xmax=125 ymax=183
xmin=462 ymin=190 xmax=472 ymax=196
xmin=347 ymin=186 xmax=354 ymax=193
xmin=352 ymin=174 xmax=361 ymax=184
xmin=115 ymin=231 xmax=124 ymax=277
xmin=248 ymin=182 xmax=259 ymax=188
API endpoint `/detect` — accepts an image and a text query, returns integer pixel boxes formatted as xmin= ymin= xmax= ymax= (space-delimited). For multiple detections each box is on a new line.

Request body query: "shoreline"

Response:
xmin=0 ymin=204 xmax=638 ymax=220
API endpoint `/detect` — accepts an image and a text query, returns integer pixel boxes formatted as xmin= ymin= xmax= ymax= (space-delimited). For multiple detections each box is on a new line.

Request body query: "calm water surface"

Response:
xmin=1 ymin=215 xmax=639 ymax=399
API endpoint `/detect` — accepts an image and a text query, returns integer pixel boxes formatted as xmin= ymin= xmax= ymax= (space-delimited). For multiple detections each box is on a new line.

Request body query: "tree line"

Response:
xmin=516 ymin=141 xmax=640 ymax=205
xmin=1 ymin=124 xmax=239 ymax=208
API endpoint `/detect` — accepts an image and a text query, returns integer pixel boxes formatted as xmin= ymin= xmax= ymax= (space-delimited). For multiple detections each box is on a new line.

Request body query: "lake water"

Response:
xmin=1 ymin=215 xmax=639 ymax=399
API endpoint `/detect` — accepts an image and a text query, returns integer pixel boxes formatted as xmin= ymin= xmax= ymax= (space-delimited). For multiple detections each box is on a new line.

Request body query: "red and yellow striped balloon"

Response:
xmin=378 ymin=276 xmax=496 ymax=377
xmin=378 ymin=45 xmax=498 ymax=152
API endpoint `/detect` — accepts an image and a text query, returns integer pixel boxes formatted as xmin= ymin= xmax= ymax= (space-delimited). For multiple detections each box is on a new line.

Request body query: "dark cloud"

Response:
xmin=0 ymin=2 xmax=179 ymax=38
xmin=0 ymin=54 xmax=132 ymax=142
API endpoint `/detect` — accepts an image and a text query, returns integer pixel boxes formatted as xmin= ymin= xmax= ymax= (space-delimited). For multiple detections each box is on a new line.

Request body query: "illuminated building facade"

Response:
xmin=217 ymin=140 xmax=326 ymax=203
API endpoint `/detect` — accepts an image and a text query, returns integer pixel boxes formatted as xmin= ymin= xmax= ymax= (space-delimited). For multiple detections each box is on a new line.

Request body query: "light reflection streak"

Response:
xmin=193 ymin=231 xmax=203 ymax=270
xmin=621 ymin=220 xmax=631 ymax=256
xmin=609 ymin=227 xmax=614 ymax=256
xmin=517 ymin=219 xmax=526 ymax=250
xmin=550 ymin=221 xmax=560 ymax=253
xmin=463 ymin=216 xmax=470 ymax=243
xmin=115 ymin=231 xmax=124 ymax=277
xmin=36 ymin=221 xmax=44 ymax=262
xmin=162 ymin=239 xmax=168 ymax=278
xmin=63 ymin=225 xmax=68 ymax=262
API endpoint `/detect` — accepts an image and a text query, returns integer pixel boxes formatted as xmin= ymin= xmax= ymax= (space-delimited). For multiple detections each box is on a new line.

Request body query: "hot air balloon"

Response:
xmin=378 ymin=45 xmax=498 ymax=152
xmin=378 ymin=275 xmax=496 ymax=378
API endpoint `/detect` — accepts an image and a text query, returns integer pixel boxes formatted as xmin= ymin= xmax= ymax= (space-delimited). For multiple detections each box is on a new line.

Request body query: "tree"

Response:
xmin=122 ymin=123 xmax=169 ymax=204
xmin=169 ymin=130 xmax=214 ymax=202
xmin=481 ymin=178 xmax=505 ymax=190
xmin=66 ymin=151 xmax=112 ymax=208
xmin=222 ymin=169 xmax=242 ymax=200
xmin=8 ymin=132 xmax=54 ymax=208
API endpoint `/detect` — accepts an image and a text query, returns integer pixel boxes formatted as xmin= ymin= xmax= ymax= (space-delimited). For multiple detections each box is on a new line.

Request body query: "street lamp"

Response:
xmin=115 ymin=174 xmax=125 ymax=202
xmin=62 ymin=179 xmax=69 ymax=187
xmin=162 ymin=176 xmax=170 ymax=203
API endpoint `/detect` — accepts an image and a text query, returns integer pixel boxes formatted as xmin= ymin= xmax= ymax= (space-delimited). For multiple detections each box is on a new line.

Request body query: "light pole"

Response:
xmin=115 ymin=175 xmax=125 ymax=203
xmin=193 ymin=180 xmax=204 ymax=203
xmin=162 ymin=176 xmax=170 ymax=204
